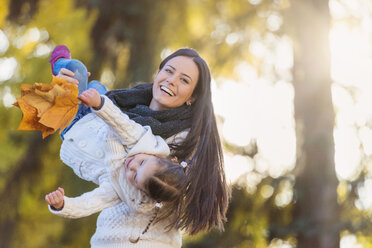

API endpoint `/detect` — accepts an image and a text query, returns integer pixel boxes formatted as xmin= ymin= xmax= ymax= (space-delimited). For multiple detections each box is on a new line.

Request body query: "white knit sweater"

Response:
xmin=50 ymin=95 xmax=183 ymax=248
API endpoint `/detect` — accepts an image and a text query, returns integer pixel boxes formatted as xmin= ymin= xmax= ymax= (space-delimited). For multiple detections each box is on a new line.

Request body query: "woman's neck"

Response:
xmin=149 ymin=99 xmax=166 ymax=111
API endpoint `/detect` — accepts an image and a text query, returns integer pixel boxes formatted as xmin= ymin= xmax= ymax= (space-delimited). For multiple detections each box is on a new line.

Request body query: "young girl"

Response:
xmin=46 ymin=88 xmax=186 ymax=247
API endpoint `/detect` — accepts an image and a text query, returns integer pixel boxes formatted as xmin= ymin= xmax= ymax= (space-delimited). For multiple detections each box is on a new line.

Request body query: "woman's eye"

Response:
xmin=181 ymin=78 xmax=189 ymax=84
xmin=134 ymin=173 xmax=137 ymax=181
xmin=140 ymin=160 xmax=144 ymax=166
xmin=165 ymin=68 xmax=172 ymax=73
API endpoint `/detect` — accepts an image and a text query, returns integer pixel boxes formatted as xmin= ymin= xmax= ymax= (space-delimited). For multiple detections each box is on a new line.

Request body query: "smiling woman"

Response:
xmin=150 ymin=56 xmax=199 ymax=111
xmin=100 ymin=48 xmax=230 ymax=238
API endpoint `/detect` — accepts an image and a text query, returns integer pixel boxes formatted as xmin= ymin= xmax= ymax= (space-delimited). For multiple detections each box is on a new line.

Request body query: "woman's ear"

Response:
xmin=186 ymin=97 xmax=195 ymax=106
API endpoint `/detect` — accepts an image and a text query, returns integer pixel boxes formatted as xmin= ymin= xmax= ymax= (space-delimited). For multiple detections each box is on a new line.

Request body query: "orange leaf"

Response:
xmin=35 ymin=84 xmax=66 ymax=103
xmin=15 ymin=76 xmax=80 ymax=138
xmin=39 ymin=94 xmax=80 ymax=133
xmin=16 ymin=98 xmax=54 ymax=138
xmin=22 ymin=93 xmax=54 ymax=118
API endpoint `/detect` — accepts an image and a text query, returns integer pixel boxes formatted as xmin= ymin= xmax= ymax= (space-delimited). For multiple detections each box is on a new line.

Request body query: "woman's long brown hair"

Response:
xmin=158 ymin=48 xmax=231 ymax=235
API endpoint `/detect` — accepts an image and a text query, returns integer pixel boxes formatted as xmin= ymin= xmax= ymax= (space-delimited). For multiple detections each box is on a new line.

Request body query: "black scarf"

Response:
xmin=105 ymin=83 xmax=192 ymax=139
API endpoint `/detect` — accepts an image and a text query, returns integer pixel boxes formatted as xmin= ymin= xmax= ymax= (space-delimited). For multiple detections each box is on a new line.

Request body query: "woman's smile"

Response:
xmin=149 ymin=56 xmax=199 ymax=111
xmin=160 ymin=85 xmax=175 ymax=96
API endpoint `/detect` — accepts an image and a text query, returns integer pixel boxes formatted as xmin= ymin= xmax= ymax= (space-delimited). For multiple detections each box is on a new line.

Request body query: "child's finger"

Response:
xmin=60 ymin=68 xmax=75 ymax=77
xmin=58 ymin=74 xmax=79 ymax=86
xmin=58 ymin=187 xmax=64 ymax=195
xmin=54 ymin=190 xmax=63 ymax=200
xmin=88 ymin=88 xmax=98 ymax=94
xmin=50 ymin=192 xmax=60 ymax=204
xmin=47 ymin=194 xmax=55 ymax=205
xmin=45 ymin=195 xmax=51 ymax=204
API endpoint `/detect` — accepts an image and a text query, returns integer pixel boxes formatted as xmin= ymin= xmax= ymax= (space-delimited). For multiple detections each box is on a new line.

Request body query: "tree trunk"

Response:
xmin=289 ymin=0 xmax=340 ymax=247
xmin=89 ymin=0 xmax=171 ymax=88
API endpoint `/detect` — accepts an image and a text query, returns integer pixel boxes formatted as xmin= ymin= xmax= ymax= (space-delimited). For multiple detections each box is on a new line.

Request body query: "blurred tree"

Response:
xmin=285 ymin=0 xmax=340 ymax=247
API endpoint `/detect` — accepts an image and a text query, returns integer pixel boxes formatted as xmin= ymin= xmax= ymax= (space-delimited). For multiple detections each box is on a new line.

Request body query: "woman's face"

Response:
xmin=150 ymin=56 xmax=199 ymax=111
xmin=124 ymin=153 xmax=160 ymax=190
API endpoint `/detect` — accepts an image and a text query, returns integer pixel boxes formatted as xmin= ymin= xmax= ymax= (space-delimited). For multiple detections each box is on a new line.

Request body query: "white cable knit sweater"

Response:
xmin=50 ymin=95 xmax=183 ymax=248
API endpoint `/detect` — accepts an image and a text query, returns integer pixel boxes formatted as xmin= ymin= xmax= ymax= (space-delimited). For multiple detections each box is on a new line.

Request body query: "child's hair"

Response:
xmin=144 ymin=157 xmax=185 ymax=203
xmin=130 ymin=157 xmax=185 ymax=243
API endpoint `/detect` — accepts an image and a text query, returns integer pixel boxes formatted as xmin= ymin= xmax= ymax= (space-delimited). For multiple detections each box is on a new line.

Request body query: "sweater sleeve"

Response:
xmin=48 ymin=182 xmax=121 ymax=219
xmin=91 ymin=95 xmax=146 ymax=149
xmin=92 ymin=95 xmax=170 ymax=157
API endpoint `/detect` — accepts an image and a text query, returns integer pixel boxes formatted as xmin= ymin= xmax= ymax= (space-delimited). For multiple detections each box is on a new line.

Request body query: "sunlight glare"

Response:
xmin=330 ymin=0 xmax=372 ymax=183
xmin=260 ymin=184 xmax=274 ymax=199
xmin=332 ymin=85 xmax=357 ymax=127
xmin=340 ymin=234 xmax=363 ymax=248
xmin=100 ymin=69 xmax=115 ymax=90
xmin=224 ymin=153 xmax=254 ymax=184
xmin=249 ymin=0 xmax=262 ymax=6
xmin=2 ymin=86 xmax=16 ymax=108
xmin=266 ymin=12 xmax=282 ymax=32
xmin=14 ymin=27 xmax=41 ymax=49
xmin=160 ymin=48 xmax=172 ymax=60
xmin=329 ymin=0 xmax=349 ymax=19
xmin=359 ymin=127 xmax=372 ymax=156
xmin=330 ymin=23 xmax=372 ymax=88
xmin=243 ymin=171 xmax=264 ymax=194
xmin=0 ymin=29 xmax=9 ymax=55
xmin=275 ymin=180 xmax=293 ymax=207
xmin=268 ymin=238 xmax=293 ymax=248
xmin=225 ymin=32 xmax=240 ymax=45
xmin=355 ymin=178 xmax=372 ymax=210
xmin=334 ymin=127 xmax=362 ymax=180
xmin=0 ymin=57 xmax=17 ymax=82
xmin=34 ymin=43 xmax=52 ymax=57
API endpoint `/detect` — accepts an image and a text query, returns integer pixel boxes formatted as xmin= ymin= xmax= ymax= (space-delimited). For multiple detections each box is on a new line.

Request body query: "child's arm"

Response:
xmin=81 ymin=89 xmax=170 ymax=156
xmin=45 ymin=182 xmax=121 ymax=219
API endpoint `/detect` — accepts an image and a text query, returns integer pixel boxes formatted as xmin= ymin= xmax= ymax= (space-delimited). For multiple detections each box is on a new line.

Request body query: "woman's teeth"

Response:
xmin=160 ymin=86 xmax=174 ymax=96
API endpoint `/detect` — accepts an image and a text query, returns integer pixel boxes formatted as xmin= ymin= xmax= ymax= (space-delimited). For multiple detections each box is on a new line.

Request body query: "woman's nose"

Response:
xmin=167 ymin=75 xmax=177 ymax=85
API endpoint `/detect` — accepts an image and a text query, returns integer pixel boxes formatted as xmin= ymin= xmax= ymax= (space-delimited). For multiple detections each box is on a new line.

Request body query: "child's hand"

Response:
xmin=45 ymin=187 xmax=65 ymax=210
xmin=79 ymin=88 xmax=102 ymax=108
xmin=57 ymin=68 xmax=79 ymax=86
xmin=57 ymin=68 xmax=91 ymax=86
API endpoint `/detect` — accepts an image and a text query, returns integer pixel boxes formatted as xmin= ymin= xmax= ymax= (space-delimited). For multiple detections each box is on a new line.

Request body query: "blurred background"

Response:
xmin=1 ymin=0 xmax=372 ymax=247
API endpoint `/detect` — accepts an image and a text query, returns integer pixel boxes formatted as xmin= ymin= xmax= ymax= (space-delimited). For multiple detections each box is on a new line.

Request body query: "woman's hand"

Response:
xmin=79 ymin=88 xmax=102 ymax=108
xmin=57 ymin=68 xmax=91 ymax=86
xmin=45 ymin=187 xmax=65 ymax=210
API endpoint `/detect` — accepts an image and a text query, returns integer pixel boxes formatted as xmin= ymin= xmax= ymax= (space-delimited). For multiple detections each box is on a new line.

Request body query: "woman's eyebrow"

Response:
xmin=167 ymin=65 xmax=193 ymax=82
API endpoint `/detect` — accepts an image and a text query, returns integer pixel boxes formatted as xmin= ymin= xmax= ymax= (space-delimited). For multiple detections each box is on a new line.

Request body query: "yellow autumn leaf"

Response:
xmin=39 ymin=94 xmax=80 ymax=133
xmin=15 ymin=76 xmax=80 ymax=138
xmin=16 ymin=98 xmax=55 ymax=138
xmin=22 ymin=93 xmax=54 ymax=118
xmin=35 ymin=84 xmax=66 ymax=103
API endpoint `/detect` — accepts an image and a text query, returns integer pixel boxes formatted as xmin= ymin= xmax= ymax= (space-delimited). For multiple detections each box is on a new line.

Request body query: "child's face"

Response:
xmin=124 ymin=153 xmax=161 ymax=191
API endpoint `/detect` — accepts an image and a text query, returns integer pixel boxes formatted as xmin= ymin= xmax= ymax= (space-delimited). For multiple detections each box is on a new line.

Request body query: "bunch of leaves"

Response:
xmin=14 ymin=76 xmax=80 ymax=138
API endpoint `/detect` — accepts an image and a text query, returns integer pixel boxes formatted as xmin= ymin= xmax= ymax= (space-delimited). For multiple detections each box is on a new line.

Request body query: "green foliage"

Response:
xmin=0 ymin=0 xmax=9 ymax=27
xmin=0 ymin=0 xmax=97 ymax=247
